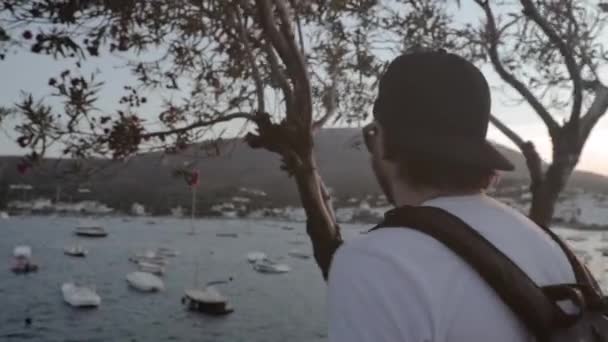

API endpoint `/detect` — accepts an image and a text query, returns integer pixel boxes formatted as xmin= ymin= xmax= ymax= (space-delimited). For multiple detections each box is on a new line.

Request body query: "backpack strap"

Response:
xmin=535 ymin=224 xmax=604 ymax=303
xmin=371 ymin=205 xmax=571 ymax=342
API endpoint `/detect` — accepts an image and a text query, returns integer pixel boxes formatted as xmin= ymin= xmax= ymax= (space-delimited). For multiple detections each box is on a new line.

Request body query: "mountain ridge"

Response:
xmin=1 ymin=128 xmax=607 ymax=213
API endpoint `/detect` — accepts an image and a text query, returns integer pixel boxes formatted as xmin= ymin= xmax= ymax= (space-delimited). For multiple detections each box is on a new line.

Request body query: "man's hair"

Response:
xmin=383 ymin=138 xmax=495 ymax=191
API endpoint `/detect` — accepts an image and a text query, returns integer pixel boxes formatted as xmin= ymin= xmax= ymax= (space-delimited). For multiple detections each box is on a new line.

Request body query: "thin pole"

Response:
xmin=193 ymin=254 xmax=199 ymax=287
xmin=189 ymin=187 xmax=196 ymax=235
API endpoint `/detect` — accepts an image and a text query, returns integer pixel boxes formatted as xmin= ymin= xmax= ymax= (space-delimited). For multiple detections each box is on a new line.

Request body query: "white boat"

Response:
xmin=11 ymin=245 xmax=38 ymax=274
xmin=156 ymin=247 xmax=179 ymax=257
xmin=182 ymin=285 xmax=233 ymax=315
xmin=252 ymin=258 xmax=290 ymax=274
xmin=126 ymin=271 xmax=164 ymax=292
xmin=74 ymin=226 xmax=108 ymax=237
xmin=61 ymin=283 xmax=101 ymax=307
xmin=246 ymin=251 xmax=267 ymax=263
xmin=137 ymin=261 xmax=165 ymax=275
xmin=14 ymin=245 xmax=32 ymax=258
xmin=0 ymin=211 xmax=9 ymax=219
xmin=130 ymin=250 xmax=169 ymax=266
xmin=288 ymin=249 xmax=311 ymax=259
xmin=64 ymin=245 xmax=87 ymax=257
xmin=130 ymin=255 xmax=169 ymax=266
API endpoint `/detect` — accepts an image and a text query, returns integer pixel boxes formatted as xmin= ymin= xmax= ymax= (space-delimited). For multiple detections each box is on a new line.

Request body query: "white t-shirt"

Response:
xmin=327 ymin=194 xmax=575 ymax=342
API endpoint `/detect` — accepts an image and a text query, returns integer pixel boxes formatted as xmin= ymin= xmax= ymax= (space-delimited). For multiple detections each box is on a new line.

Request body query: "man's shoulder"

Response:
xmin=337 ymin=226 xmax=462 ymax=269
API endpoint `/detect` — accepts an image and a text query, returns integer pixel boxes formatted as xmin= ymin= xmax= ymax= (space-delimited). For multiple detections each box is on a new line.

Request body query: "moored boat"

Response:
xmin=126 ymin=271 xmax=165 ymax=292
xmin=74 ymin=226 xmax=108 ymax=237
xmin=61 ymin=282 xmax=101 ymax=307
xmin=64 ymin=245 xmax=88 ymax=257
xmin=182 ymin=282 xmax=233 ymax=315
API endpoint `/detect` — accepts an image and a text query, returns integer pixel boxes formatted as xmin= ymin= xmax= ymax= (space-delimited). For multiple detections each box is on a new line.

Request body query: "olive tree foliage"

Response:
xmin=0 ymin=0 xmax=450 ymax=278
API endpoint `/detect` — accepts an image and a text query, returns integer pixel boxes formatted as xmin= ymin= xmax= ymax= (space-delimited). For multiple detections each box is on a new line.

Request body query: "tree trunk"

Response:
xmin=293 ymin=153 xmax=343 ymax=280
xmin=529 ymin=181 xmax=561 ymax=227
xmin=529 ymin=152 xmax=577 ymax=227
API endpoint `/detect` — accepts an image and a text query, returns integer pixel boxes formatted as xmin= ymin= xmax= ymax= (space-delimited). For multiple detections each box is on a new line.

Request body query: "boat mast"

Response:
xmin=189 ymin=186 xmax=196 ymax=235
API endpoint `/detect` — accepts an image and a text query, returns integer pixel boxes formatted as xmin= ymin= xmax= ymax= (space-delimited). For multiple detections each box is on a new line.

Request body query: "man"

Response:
xmin=327 ymin=51 xmax=575 ymax=341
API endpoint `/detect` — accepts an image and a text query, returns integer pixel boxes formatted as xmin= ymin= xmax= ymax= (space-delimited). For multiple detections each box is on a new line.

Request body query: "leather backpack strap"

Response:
xmin=535 ymin=224 xmax=603 ymax=303
xmin=371 ymin=205 xmax=565 ymax=341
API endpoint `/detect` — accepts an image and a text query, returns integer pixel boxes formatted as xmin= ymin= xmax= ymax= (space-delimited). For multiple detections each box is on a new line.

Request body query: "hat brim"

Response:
xmin=392 ymin=135 xmax=515 ymax=172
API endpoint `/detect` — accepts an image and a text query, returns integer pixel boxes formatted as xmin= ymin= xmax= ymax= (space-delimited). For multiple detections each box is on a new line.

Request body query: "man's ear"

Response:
xmin=376 ymin=125 xmax=394 ymax=161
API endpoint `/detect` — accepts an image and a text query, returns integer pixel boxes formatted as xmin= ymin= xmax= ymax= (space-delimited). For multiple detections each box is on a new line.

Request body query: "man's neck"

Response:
xmin=391 ymin=182 xmax=483 ymax=207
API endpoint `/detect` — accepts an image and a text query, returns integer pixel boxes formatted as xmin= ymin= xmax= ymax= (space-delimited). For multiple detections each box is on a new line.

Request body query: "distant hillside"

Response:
xmin=1 ymin=128 xmax=608 ymax=213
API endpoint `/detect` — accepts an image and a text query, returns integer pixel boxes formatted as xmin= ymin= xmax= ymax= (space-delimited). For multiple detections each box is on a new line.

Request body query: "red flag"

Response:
xmin=185 ymin=169 xmax=199 ymax=187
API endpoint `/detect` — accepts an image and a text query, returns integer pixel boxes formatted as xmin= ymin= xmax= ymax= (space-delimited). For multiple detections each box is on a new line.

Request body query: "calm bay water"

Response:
xmin=0 ymin=216 xmax=365 ymax=342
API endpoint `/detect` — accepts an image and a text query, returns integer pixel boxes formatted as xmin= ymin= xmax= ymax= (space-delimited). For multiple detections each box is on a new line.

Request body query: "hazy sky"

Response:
xmin=1 ymin=2 xmax=607 ymax=176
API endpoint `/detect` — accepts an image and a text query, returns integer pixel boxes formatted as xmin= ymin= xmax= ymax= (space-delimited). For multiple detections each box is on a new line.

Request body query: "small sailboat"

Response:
xmin=11 ymin=245 xmax=38 ymax=274
xmin=182 ymin=280 xmax=234 ymax=315
xmin=126 ymin=271 xmax=165 ymax=292
xmin=129 ymin=250 xmax=169 ymax=266
xmin=288 ymin=249 xmax=311 ymax=260
xmin=74 ymin=226 xmax=107 ymax=237
xmin=14 ymin=245 xmax=32 ymax=258
xmin=137 ymin=261 xmax=165 ymax=276
xmin=156 ymin=247 xmax=179 ymax=258
xmin=61 ymin=282 xmax=101 ymax=307
xmin=252 ymin=258 xmax=291 ymax=274
xmin=64 ymin=245 xmax=87 ymax=257
xmin=246 ymin=251 xmax=267 ymax=263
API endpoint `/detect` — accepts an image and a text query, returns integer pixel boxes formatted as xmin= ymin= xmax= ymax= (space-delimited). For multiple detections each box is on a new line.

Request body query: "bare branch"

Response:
xmin=256 ymin=0 xmax=295 ymax=79
xmin=478 ymin=0 xmax=560 ymax=138
xmin=313 ymin=80 xmax=337 ymax=130
xmin=489 ymin=114 xmax=525 ymax=149
xmin=261 ymin=41 xmax=294 ymax=111
xmin=233 ymin=1 xmax=265 ymax=112
xmin=295 ymin=11 xmax=305 ymax=55
xmin=581 ymin=83 xmax=608 ymax=142
xmin=272 ymin=0 xmax=312 ymax=125
xmin=142 ymin=112 xmax=256 ymax=139
xmin=490 ymin=114 xmax=543 ymax=188
xmin=519 ymin=0 xmax=583 ymax=120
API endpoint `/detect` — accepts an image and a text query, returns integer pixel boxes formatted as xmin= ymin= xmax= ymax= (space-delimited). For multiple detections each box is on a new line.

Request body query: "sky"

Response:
xmin=0 ymin=2 xmax=607 ymax=176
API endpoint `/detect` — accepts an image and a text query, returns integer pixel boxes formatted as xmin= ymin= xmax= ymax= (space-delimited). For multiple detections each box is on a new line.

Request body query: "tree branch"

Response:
xmin=233 ymin=1 xmax=265 ymax=112
xmin=477 ymin=0 xmax=560 ymax=139
xmin=261 ymin=41 xmax=294 ymax=111
xmin=272 ymin=0 xmax=312 ymax=126
xmin=256 ymin=0 xmax=295 ymax=80
xmin=519 ymin=0 xmax=583 ymax=120
xmin=581 ymin=83 xmax=608 ymax=142
xmin=489 ymin=114 xmax=525 ymax=148
xmin=142 ymin=112 xmax=256 ymax=139
xmin=312 ymin=80 xmax=337 ymax=130
xmin=490 ymin=114 xmax=543 ymax=188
